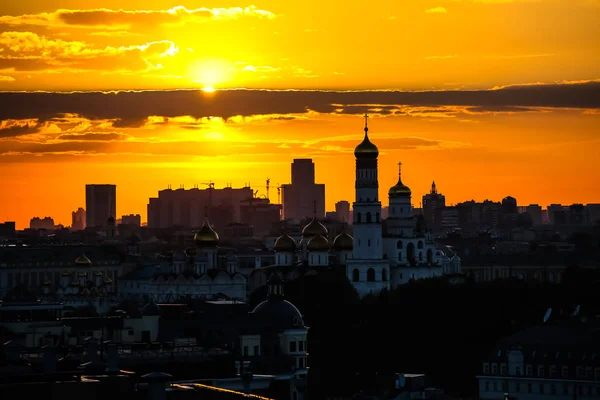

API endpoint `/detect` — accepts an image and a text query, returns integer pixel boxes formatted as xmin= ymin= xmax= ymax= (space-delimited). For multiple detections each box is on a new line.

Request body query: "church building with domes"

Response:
xmin=260 ymin=115 xmax=461 ymax=298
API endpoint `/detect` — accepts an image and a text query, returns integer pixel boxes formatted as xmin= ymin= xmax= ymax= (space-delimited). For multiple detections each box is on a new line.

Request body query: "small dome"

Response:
xmin=333 ymin=232 xmax=353 ymax=251
xmin=354 ymin=123 xmax=379 ymax=159
xmin=302 ymin=218 xmax=328 ymax=238
xmin=74 ymin=254 xmax=92 ymax=266
xmin=252 ymin=299 xmax=304 ymax=330
xmin=307 ymin=234 xmax=329 ymax=252
xmin=274 ymin=233 xmax=297 ymax=252
xmin=388 ymin=163 xmax=411 ymax=198
xmin=81 ymin=288 xmax=91 ymax=296
xmin=42 ymin=275 xmax=52 ymax=286
xmin=194 ymin=218 xmax=219 ymax=248
xmin=103 ymin=273 xmax=112 ymax=284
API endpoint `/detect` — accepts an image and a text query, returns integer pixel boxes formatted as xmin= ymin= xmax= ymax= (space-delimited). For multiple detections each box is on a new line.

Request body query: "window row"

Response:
xmin=352 ymin=268 xmax=388 ymax=282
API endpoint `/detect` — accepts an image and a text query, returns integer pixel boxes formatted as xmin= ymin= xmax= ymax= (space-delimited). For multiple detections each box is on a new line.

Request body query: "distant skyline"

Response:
xmin=0 ymin=1 xmax=599 ymax=229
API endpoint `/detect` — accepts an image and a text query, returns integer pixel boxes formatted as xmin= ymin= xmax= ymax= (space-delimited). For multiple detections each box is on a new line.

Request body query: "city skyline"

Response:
xmin=1 ymin=1 xmax=599 ymax=228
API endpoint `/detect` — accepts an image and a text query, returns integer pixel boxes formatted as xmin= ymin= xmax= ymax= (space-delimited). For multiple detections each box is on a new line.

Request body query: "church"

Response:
xmin=263 ymin=115 xmax=461 ymax=297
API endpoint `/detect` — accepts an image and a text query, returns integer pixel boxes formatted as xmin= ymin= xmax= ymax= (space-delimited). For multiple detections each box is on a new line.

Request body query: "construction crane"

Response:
xmin=199 ymin=181 xmax=215 ymax=209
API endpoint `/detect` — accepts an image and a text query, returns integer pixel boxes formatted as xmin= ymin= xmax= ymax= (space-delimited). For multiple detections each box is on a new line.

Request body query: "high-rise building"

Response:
xmin=422 ymin=181 xmax=445 ymax=230
xmin=121 ymin=214 xmax=141 ymax=227
xmin=86 ymin=184 xmax=116 ymax=228
xmin=71 ymin=207 xmax=86 ymax=231
xmin=525 ymin=204 xmax=542 ymax=226
xmin=335 ymin=201 xmax=350 ymax=223
xmin=281 ymin=159 xmax=325 ymax=221
xmin=30 ymin=217 xmax=56 ymax=230
xmin=147 ymin=186 xmax=255 ymax=229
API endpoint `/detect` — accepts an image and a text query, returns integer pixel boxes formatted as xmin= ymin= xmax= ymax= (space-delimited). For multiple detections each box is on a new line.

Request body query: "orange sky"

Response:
xmin=0 ymin=1 xmax=599 ymax=229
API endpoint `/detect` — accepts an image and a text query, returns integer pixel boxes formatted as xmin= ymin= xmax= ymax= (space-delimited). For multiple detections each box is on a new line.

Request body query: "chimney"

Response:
xmin=105 ymin=343 xmax=119 ymax=374
xmin=142 ymin=372 xmax=172 ymax=400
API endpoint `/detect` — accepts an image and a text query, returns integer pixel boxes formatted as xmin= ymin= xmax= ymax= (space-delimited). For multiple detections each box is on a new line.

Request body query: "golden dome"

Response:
xmin=42 ymin=275 xmax=52 ymax=286
xmin=307 ymin=234 xmax=330 ymax=252
xmin=194 ymin=218 xmax=219 ymax=248
xmin=103 ymin=272 xmax=112 ymax=284
xmin=333 ymin=232 xmax=354 ymax=251
xmin=74 ymin=254 xmax=92 ymax=266
xmin=388 ymin=162 xmax=411 ymax=198
xmin=354 ymin=116 xmax=378 ymax=159
xmin=274 ymin=233 xmax=297 ymax=252
xmin=302 ymin=218 xmax=328 ymax=238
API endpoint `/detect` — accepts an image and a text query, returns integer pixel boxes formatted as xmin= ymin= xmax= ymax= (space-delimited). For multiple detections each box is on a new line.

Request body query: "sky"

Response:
xmin=0 ymin=0 xmax=599 ymax=229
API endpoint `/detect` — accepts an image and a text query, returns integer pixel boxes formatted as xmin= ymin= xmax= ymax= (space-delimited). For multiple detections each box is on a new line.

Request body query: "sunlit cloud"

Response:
xmin=0 ymin=6 xmax=277 ymax=29
xmin=0 ymin=32 xmax=178 ymax=73
xmin=0 ymin=75 xmax=14 ymax=81
xmin=426 ymin=7 xmax=448 ymax=13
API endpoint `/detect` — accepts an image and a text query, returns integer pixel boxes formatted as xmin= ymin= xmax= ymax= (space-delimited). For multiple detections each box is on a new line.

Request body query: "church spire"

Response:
xmin=364 ymin=113 xmax=369 ymax=136
xmin=431 ymin=181 xmax=437 ymax=194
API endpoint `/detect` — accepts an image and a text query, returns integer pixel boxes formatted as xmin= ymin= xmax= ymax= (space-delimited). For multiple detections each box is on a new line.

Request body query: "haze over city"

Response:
xmin=1 ymin=0 xmax=599 ymax=228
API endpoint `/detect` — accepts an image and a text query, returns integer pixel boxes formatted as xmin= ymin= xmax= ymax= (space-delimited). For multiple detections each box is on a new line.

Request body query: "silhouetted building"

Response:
xmin=86 ymin=184 xmax=116 ymax=228
xmin=422 ymin=181 xmax=445 ymax=230
xmin=71 ymin=207 xmax=86 ymax=231
xmin=525 ymin=204 xmax=542 ymax=226
xmin=121 ymin=214 xmax=141 ymax=227
xmin=547 ymin=204 xmax=566 ymax=225
xmin=477 ymin=316 xmax=600 ymax=399
xmin=29 ymin=216 xmax=55 ymax=230
xmin=0 ymin=221 xmax=15 ymax=238
xmin=335 ymin=201 xmax=350 ymax=223
xmin=147 ymin=186 xmax=254 ymax=229
xmin=240 ymin=197 xmax=282 ymax=237
xmin=281 ymin=159 xmax=325 ymax=222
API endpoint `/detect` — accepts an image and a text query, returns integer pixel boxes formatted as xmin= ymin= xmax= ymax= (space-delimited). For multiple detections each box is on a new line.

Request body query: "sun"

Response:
xmin=186 ymin=59 xmax=232 ymax=89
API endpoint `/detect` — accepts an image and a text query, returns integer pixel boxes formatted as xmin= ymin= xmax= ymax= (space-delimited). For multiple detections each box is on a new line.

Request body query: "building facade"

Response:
xmin=86 ymin=184 xmax=116 ymax=228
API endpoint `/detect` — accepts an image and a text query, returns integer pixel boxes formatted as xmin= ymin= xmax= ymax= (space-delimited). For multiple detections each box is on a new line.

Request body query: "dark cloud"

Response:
xmin=465 ymin=105 xmax=540 ymax=113
xmin=0 ymin=121 xmax=40 ymax=138
xmin=0 ymin=81 xmax=597 ymax=127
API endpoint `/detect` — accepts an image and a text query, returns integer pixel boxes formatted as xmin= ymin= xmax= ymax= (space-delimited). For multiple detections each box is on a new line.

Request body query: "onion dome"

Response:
xmin=302 ymin=218 xmax=328 ymax=238
xmin=274 ymin=233 xmax=297 ymax=252
xmin=307 ymin=234 xmax=329 ymax=252
xmin=74 ymin=254 xmax=92 ymax=267
xmin=107 ymin=216 xmax=115 ymax=224
xmin=81 ymin=288 xmax=90 ymax=296
xmin=103 ymin=273 xmax=112 ymax=285
xmin=90 ymin=287 xmax=99 ymax=296
xmin=388 ymin=162 xmax=411 ymax=198
xmin=194 ymin=217 xmax=219 ymax=248
xmin=354 ymin=114 xmax=379 ymax=159
xmin=333 ymin=232 xmax=354 ymax=251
